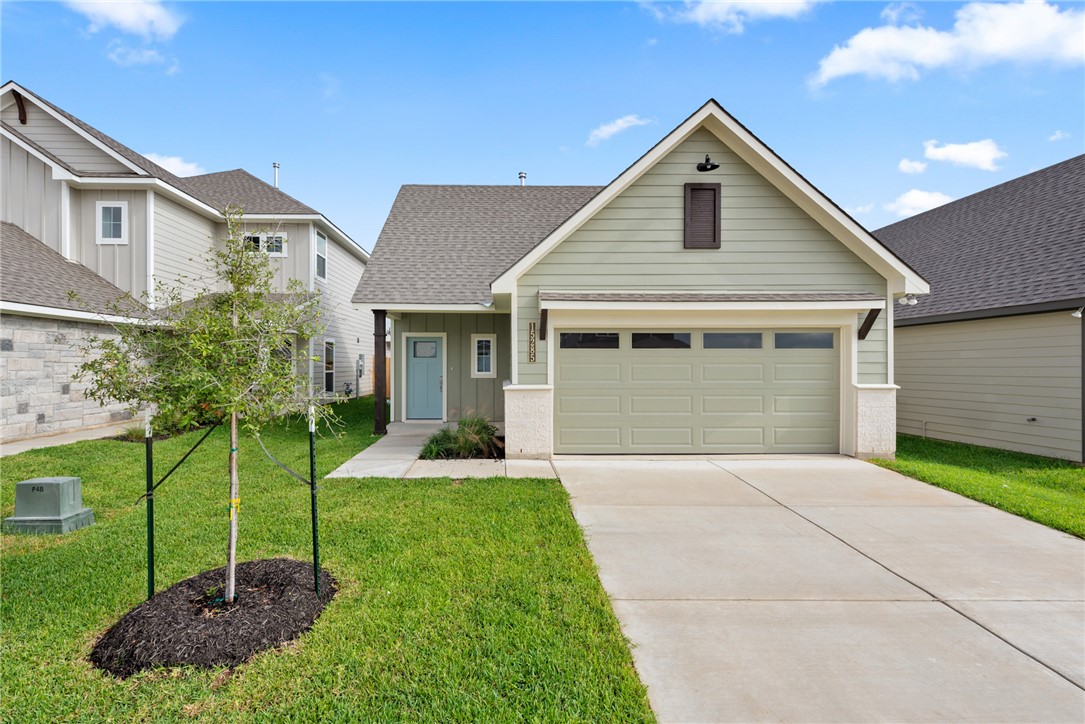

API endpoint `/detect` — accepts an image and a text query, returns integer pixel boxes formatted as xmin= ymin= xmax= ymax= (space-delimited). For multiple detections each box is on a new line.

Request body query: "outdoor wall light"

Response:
xmin=696 ymin=154 xmax=720 ymax=172
xmin=1073 ymin=307 xmax=1083 ymax=318
xmin=898 ymin=294 xmax=918 ymax=306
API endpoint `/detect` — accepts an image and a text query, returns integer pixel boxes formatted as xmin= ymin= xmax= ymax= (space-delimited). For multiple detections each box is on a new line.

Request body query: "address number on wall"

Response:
xmin=528 ymin=322 xmax=537 ymax=363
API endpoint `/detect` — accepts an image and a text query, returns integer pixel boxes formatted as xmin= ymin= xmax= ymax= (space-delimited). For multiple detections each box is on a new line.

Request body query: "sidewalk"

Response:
xmin=325 ymin=422 xmax=557 ymax=479
xmin=0 ymin=419 xmax=138 ymax=457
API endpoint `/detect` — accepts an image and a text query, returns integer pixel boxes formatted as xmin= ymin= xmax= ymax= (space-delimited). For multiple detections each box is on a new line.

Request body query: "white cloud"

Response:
xmin=1048 ymin=130 xmax=1070 ymax=141
xmin=812 ymin=1 xmax=1084 ymax=87
xmin=107 ymin=44 xmax=165 ymax=67
xmin=66 ymin=0 xmax=183 ymax=41
xmin=897 ymin=158 xmax=927 ymax=174
xmin=141 ymin=153 xmax=205 ymax=177
xmin=586 ymin=115 xmax=652 ymax=147
xmin=651 ymin=0 xmax=822 ymax=34
xmin=923 ymin=138 xmax=1006 ymax=171
xmin=846 ymin=202 xmax=875 ymax=215
xmin=881 ymin=2 xmax=922 ymax=25
xmin=885 ymin=189 xmax=955 ymax=217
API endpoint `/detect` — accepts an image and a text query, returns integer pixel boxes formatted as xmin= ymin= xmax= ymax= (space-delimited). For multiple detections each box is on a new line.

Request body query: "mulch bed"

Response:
xmin=90 ymin=558 xmax=337 ymax=678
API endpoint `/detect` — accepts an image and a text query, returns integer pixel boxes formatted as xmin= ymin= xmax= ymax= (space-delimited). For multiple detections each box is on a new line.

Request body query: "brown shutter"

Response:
xmin=684 ymin=182 xmax=721 ymax=249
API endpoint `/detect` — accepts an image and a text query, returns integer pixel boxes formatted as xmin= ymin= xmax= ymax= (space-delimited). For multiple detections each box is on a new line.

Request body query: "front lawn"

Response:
xmin=873 ymin=435 xmax=1085 ymax=539
xmin=1 ymin=397 xmax=652 ymax=721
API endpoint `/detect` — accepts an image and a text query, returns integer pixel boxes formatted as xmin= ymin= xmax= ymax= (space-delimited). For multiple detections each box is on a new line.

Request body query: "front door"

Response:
xmin=407 ymin=337 xmax=443 ymax=419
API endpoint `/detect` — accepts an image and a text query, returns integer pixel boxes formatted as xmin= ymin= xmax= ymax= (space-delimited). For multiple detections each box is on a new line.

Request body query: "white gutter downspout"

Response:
xmin=146 ymin=190 xmax=155 ymax=308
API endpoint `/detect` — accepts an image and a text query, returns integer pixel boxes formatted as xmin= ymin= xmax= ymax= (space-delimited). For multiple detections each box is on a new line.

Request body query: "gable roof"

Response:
xmin=352 ymin=185 xmax=601 ymax=305
xmin=0 ymin=222 xmax=143 ymax=316
xmin=875 ymin=155 xmax=1085 ymax=324
xmin=491 ymin=99 xmax=929 ymax=296
xmin=185 ymin=169 xmax=318 ymax=215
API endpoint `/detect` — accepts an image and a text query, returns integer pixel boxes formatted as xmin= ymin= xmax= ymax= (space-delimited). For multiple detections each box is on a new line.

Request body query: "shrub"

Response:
xmin=419 ymin=417 xmax=502 ymax=460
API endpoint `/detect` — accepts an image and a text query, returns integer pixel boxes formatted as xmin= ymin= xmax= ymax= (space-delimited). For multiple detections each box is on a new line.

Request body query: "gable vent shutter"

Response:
xmin=684 ymin=182 xmax=721 ymax=249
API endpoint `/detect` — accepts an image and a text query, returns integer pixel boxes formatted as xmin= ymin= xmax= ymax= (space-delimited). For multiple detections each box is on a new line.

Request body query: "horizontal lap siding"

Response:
xmin=394 ymin=313 xmax=509 ymax=421
xmin=154 ymin=195 xmax=217 ymax=295
xmin=319 ymin=236 xmax=373 ymax=395
xmin=232 ymin=221 xmax=310 ymax=294
xmin=1 ymin=137 xmax=62 ymax=250
xmin=516 ymin=128 xmax=887 ymax=384
xmin=1 ymin=102 xmax=130 ymax=174
xmin=896 ymin=312 xmax=1083 ymax=461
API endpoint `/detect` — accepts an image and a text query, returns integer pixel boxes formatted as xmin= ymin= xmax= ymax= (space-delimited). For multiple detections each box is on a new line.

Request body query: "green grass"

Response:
xmin=1 ymin=397 xmax=652 ymax=722
xmin=873 ymin=435 xmax=1085 ymax=539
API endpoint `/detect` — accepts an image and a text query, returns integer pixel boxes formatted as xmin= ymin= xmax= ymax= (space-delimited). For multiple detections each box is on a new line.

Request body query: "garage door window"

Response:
xmin=704 ymin=332 xmax=762 ymax=349
xmin=632 ymin=332 xmax=691 ymax=349
xmin=560 ymin=332 xmax=619 ymax=349
xmin=774 ymin=332 xmax=834 ymax=349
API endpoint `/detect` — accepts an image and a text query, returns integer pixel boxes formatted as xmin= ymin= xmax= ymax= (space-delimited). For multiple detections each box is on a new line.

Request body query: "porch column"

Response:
xmin=373 ymin=309 xmax=387 ymax=435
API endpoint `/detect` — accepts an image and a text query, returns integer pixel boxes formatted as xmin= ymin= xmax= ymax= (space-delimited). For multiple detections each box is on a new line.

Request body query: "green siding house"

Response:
xmin=353 ymin=100 xmax=929 ymax=459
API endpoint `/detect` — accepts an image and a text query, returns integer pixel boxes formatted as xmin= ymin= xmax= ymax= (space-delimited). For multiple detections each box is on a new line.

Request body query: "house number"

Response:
xmin=528 ymin=322 xmax=537 ymax=363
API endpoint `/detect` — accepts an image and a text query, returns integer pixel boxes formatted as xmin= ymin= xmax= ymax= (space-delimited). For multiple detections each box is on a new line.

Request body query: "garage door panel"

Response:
xmin=630 ymin=394 xmax=693 ymax=414
xmin=702 ymin=427 xmax=765 ymax=447
xmin=773 ymin=363 xmax=836 ymax=383
xmin=631 ymin=427 xmax=693 ymax=447
xmin=559 ymin=363 xmax=622 ymax=383
xmin=558 ymin=427 xmax=622 ymax=448
xmin=703 ymin=364 xmax=764 ymax=382
xmin=774 ymin=395 xmax=836 ymax=414
xmin=773 ymin=427 xmax=837 ymax=446
xmin=558 ymin=395 xmax=622 ymax=415
xmin=630 ymin=363 xmax=693 ymax=383
xmin=702 ymin=395 xmax=765 ymax=414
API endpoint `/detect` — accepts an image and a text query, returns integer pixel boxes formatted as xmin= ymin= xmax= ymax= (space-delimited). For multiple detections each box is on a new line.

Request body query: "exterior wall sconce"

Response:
xmin=1072 ymin=307 xmax=1083 ymax=318
xmin=898 ymin=294 xmax=918 ymax=306
xmin=696 ymin=155 xmax=720 ymax=172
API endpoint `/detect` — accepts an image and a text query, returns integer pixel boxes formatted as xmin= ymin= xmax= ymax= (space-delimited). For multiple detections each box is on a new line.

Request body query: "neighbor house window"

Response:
xmin=471 ymin=334 xmax=496 ymax=378
xmin=95 ymin=201 xmax=128 ymax=244
xmin=684 ymin=182 xmax=720 ymax=249
xmin=245 ymin=232 xmax=287 ymax=257
xmin=324 ymin=340 xmax=335 ymax=393
xmin=316 ymin=231 xmax=328 ymax=281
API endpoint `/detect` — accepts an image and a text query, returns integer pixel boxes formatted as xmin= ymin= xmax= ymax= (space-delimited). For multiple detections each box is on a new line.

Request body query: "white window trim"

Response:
xmin=323 ymin=339 xmax=335 ymax=394
xmin=315 ymin=231 xmax=328 ymax=282
xmin=246 ymin=231 xmax=288 ymax=258
xmin=95 ymin=200 xmax=128 ymax=245
xmin=471 ymin=333 xmax=497 ymax=379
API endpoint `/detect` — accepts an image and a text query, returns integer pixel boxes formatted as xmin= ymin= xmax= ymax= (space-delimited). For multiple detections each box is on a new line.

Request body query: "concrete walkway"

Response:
xmin=556 ymin=457 xmax=1085 ymax=723
xmin=325 ymin=422 xmax=557 ymax=478
xmin=1 ymin=419 xmax=139 ymax=457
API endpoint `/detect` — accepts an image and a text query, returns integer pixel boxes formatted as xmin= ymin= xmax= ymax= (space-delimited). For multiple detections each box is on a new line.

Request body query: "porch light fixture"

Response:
xmin=898 ymin=294 xmax=918 ymax=306
xmin=1073 ymin=307 xmax=1083 ymax=318
xmin=696 ymin=154 xmax=720 ymax=172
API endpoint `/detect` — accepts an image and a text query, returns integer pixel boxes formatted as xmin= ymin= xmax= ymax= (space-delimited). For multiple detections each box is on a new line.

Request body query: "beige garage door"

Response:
xmin=554 ymin=329 xmax=839 ymax=454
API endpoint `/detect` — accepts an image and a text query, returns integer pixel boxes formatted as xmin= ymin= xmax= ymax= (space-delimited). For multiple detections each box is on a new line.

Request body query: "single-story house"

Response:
xmin=354 ymin=100 xmax=929 ymax=459
xmin=876 ymin=156 xmax=1084 ymax=463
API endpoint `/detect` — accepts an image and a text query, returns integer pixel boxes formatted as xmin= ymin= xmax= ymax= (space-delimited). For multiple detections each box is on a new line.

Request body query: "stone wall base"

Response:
xmin=503 ymin=384 xmax=553 ymax=459
xmin=855 ymin=385 xmax=898 ymax=460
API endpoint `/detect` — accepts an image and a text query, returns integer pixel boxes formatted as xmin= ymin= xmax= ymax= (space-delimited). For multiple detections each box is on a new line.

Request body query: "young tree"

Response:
xmin=78 ymin=207 xmax=332 ymax=602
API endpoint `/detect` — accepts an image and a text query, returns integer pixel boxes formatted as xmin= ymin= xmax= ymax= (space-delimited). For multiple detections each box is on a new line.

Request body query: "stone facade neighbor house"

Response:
xmin=355 ymin=100 xmax=929 ymax=459
xmin=876 ymin=156 xmax=1084 ymax=463
xmin=1 ymin=81 xmax=372 ymax=443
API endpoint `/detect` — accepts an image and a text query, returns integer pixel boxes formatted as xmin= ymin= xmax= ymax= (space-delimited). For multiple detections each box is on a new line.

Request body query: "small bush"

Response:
xmin=419 ymin=417 xmax=503 ymax=460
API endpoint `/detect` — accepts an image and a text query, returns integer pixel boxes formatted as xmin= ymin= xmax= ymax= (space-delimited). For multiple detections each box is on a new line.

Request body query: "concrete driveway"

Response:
xmin=554 ymin=457 xmax=1085 ymax=723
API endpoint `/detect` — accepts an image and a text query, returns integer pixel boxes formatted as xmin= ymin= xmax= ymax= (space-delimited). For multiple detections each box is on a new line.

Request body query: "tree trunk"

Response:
xmin=226 ymin=410 xmax=239 ymax=602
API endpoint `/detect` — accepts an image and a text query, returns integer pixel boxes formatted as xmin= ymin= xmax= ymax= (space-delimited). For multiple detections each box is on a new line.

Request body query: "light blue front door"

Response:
xmin=407 ymin=337 xmax=443 ymax=419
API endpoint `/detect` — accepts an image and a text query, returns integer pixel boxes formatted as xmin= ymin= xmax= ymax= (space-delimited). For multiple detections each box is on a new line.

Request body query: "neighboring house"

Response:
xmin=1 ymin=81 xmax=371 ymax=443
xmin=876 ymin=156 xmax=1084 ymax=463
xmin=354 ymin=100 xmax=929 ymax=459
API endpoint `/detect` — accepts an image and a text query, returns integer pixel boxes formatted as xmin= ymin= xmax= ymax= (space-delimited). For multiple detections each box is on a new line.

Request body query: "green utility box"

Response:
xmin=3 ymin=477 xmax=94 ymax=534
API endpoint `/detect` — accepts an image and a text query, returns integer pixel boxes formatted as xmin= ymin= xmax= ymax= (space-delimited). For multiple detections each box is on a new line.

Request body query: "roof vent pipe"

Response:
xmin=273 ymin=162 xmax=280 ymax=189
xmin=518 ymin=171 xmax=526 ymax=187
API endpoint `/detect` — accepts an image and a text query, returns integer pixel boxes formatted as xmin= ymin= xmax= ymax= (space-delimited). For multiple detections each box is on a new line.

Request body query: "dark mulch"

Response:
xmin=90 ymin=558 xmax=337 ymax=678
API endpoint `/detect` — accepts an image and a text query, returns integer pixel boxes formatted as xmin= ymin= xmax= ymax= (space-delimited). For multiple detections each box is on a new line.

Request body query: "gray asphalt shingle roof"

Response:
xmin=184 ymin=169 xmax=318 ymax=215
xmin=538 ymin=291 xmax=884 ymax=303
xmin=352 ymin=185 xmax=602 ymax=305
xmin=1 ymin=222 xmax=143 ymax=315
xmin=875 ymin=155 xmax=1085 ymax=322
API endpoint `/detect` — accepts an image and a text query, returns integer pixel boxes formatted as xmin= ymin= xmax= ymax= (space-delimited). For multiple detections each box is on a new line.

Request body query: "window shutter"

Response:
xmin=684 ymin=182 xmax=721 ymax=249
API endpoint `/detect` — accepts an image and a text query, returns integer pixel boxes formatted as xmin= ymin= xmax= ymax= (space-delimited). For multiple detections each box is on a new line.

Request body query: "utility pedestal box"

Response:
xmin=3 ymin=477 xmax=94 ymax=534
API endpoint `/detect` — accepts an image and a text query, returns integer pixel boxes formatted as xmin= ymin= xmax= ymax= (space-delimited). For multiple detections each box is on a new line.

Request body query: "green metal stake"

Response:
xmin=145 ymin=416 xmax=154 ymax=600
xmin=309 ymin=407 xmax=320 ymax=598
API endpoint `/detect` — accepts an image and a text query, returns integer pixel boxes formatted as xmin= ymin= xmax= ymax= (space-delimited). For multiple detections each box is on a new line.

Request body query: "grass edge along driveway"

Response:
xmin=1 ymin=398 xmax=653 ymax=722
xmin=874 ymin=434 xmax=1085 ymax=539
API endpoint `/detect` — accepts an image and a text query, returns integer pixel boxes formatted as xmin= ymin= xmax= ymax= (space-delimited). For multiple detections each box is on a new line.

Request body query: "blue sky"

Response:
xmin=4 ymin=1 xmax=1083 ymax=250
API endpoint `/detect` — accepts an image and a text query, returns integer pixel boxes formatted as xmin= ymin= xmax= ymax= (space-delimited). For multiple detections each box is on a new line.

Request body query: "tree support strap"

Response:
xmin=137 ymin=422 xmax=221 ymax=504
xmin=253 ymin=432 xmax=313 ymax=487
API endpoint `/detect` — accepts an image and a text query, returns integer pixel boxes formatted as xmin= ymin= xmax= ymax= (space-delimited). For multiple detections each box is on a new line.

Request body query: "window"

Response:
xmin=413 ymin=341 xmax=437 ymax=358
xmin=704 ymin=332 xmax=762 ymax=349
xmin=245 ymin=232 xmax=288 ymax=257
xmin=774 ymin=332 xmax=834 ymax=349
xmin=95 ymin=201 xmax=128 ymax=244
xmin=632 ymin=332 xmax=691 ymax=349
xmin=684 ymin=183 xmax=720 ymax=249
xmin=324 ymin=341 xmax=335 ymax=393
xmin=471 ymin=334 xmax=497 ymax=378
xmin=560 ymin=332 xmax=619 ymax=349
xmin=316 ymin=231 xmax=328 ymax=281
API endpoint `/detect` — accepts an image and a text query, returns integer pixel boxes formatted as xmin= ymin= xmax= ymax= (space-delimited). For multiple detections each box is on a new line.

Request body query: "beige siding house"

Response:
xmin=355 ymin=100 xmax=928 ymax=459
xmin=877 ymin=156 xmax=1084 ymax=463
xmin=1 ymin=82 xmax=371 ymax=442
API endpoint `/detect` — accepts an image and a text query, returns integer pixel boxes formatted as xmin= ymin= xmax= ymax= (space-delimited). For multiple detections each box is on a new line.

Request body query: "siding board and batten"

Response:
xmin=515 ymin=129 xmax=888 ymax=385
xmin=70 ymin=188 xmax=148 ymax=299
xmin=896 ymin=312 xmax=1083 ymax=462
xmin=1 ymin=137 xmax=63 ymax=251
